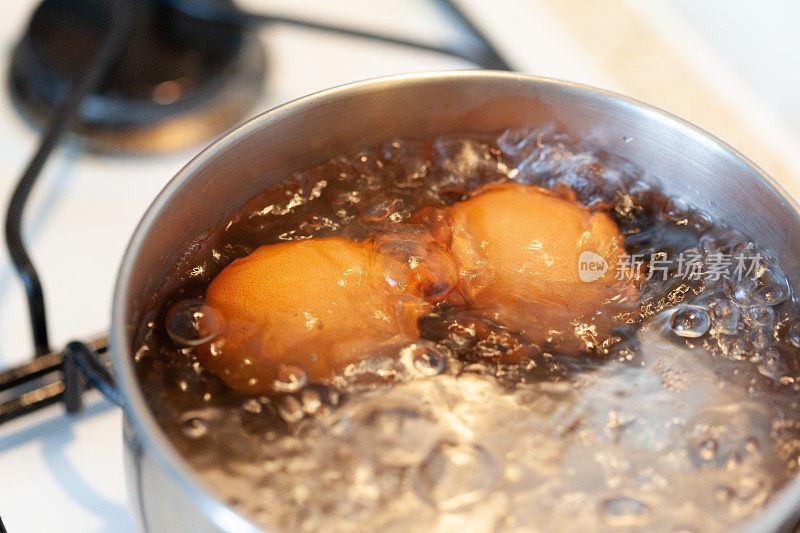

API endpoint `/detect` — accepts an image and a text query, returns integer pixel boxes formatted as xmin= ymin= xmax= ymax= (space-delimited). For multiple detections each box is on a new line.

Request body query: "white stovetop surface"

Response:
xmin=1 ymin=0 xmax=800 ymax=531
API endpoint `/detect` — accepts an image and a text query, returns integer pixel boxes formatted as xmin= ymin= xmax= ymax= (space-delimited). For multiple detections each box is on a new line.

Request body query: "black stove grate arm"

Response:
xmin=3 ymin=0 xmax=133 ymax=358
xmin=161 ymin=0 xmax=513 ymax=71
xmin=0 ymin=337 xmax=111 ymax=426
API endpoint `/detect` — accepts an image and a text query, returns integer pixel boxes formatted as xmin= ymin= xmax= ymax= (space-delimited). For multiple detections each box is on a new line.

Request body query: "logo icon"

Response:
xmin=578 ymin=251 xmax=608 ymax=282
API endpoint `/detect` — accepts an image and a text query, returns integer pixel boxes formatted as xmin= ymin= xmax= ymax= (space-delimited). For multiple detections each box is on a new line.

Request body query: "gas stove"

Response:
xmin=1 ymin=0 xmax=800 ymax=531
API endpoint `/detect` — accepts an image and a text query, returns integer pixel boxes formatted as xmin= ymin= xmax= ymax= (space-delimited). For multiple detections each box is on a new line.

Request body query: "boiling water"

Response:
xmin=134 ymin=128 xmax=800 ymax=532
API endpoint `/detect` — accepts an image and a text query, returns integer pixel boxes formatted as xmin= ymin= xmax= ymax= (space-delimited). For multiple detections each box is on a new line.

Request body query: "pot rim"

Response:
xmin=110 ymin=70 xmax=800 ymax=533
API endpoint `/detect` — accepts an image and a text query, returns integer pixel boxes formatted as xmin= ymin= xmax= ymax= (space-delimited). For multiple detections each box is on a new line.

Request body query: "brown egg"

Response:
xmin=197 ymin=182 xmax=637 ymax=393
xmin=197 ymin=237 xmax=430 ymax=394
xmin=445 ymin=182 xmax=638 ymax=354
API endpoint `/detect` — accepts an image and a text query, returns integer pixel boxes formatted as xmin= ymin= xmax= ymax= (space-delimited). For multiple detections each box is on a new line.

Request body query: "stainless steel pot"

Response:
xmin=110 ymin=71 xmax=800 ymax=532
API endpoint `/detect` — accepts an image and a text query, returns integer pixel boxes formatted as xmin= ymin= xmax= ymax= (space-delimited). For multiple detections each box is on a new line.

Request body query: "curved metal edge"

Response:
xmin=110 ymin=70 xmax=800 ymax=533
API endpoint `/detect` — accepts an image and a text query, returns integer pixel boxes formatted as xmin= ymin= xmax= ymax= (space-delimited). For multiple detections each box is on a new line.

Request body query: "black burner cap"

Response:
xmin=9 ymin=0 xmax=266 ymax=152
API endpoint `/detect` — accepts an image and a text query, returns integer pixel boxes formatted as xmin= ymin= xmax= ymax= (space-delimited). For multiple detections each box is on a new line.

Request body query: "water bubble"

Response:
xmin=381 ymin=139 xmax=430 ymax=188
xmin=745 ymin=306 xmax=775 ymax=328
xmin=599 ymin=496 xmax=650 ymax=527
xmin=725 ymin=278 xmax=758 ymax=308
xmin=399 ymin=342 xmax=447 ymax=377
xmin=242 ymin=398 xmax=263 ymax=414
xmin=165 ymin=299 xmax=223 ymax=346
xmin=758 ymin=348 xmax=786 ymax=382
xmin=360 ymin=196 xmax=410 ymax=223
xmin=133 ymin=344 xmax=149 ymax=363
xmin=751 ymin=329 xmax=771 ymax=351
xmin=715 ymin=486 xmax=735 ymax=502
xmin=670 ymin=306 xmax=711 ymax=338
xmin=448 ymin=320 xmax=478 ymax=348
xmin=754 ymin=280 xmax=790 ymax=306
xmin=180 ymin=415 xmax=208 ymax=439
xmin=476 ymin=330 xmax=522 ymax=359
xmin=411 ymin=440 xmax=497 ymax=511
xmin=436 ymin=138 xmax=495 ymax=179
xmin=373 ymin=229 xmax=458 ymax=302
xmin=712 ymin=300 xmax=740 ymax=335
xmin=301 ymin=389 xmax=322 ymax=415
xmin=327 ymin=388 xmax=340 ymax=407
xmin=716 ymin=336 xmax=750 ymax=360
xmin=359 ymin=402 xmax=438 ymax=466
xmin=689 ymin=210 xmax=713 ymax=234
xmin=273 ymin=365 xmax=308 ymax=393
xmin=498 ymin=128 xmax=538 ymax=157
xmin=664 ymin=198 xmax=689 ymax=224
xmin=745 ymin=437 xmax=760 ymax=454
xmin=278 ymin=396 xmax=304 ymax=423
xmin=788 ymin=322 xmax=800 ymax=348
xmin=700 ymin=235 xmax=720 ymax=256
xmin=699 ymin=438 xmax=718 ymax=461
xmin=600 ymin=327 xmax=641 ymax=363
